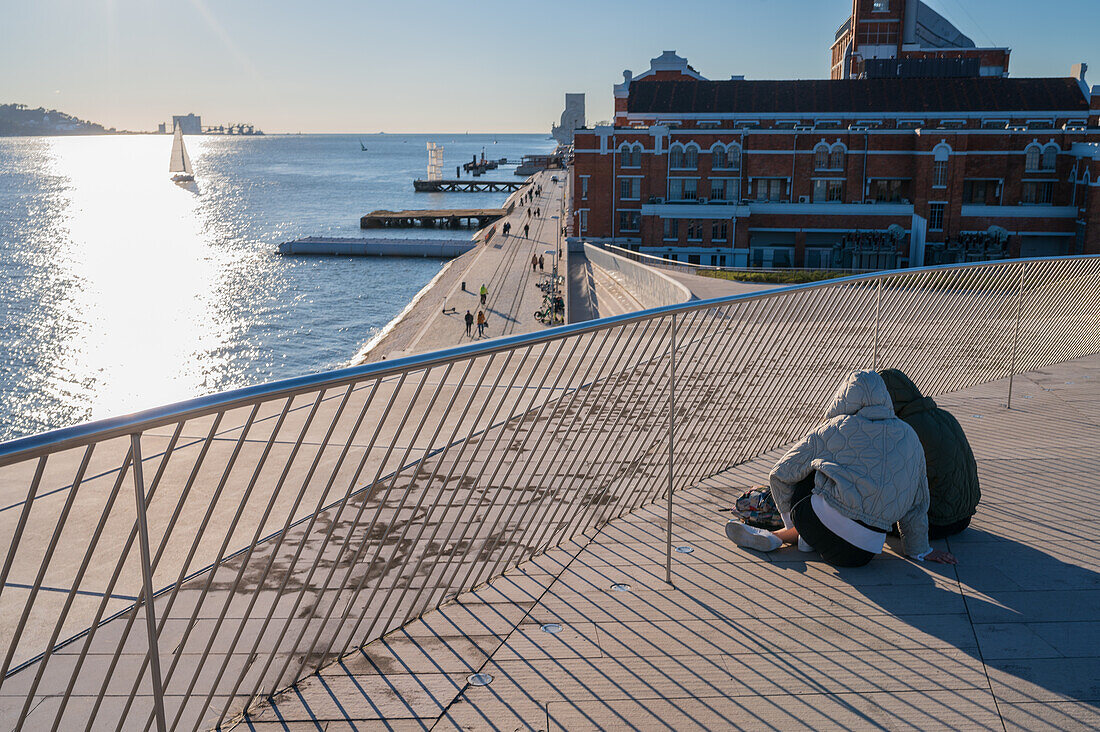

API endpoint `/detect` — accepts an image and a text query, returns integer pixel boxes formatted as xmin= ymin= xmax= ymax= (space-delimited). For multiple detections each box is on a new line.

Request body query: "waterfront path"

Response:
xmin=359 ymin=170 xmax=568 ymax=362
xmin=244 ymin=355 xmax=1100 ymax=731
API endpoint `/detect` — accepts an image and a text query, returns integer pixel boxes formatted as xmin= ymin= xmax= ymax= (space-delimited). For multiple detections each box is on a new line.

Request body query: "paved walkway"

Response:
xmin=243 ymin=355 xmax=1100 ymax=731
xmin=359 ymin=170 xmax=568 ymax=362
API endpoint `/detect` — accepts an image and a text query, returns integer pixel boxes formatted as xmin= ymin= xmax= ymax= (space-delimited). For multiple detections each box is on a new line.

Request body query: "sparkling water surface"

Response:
xmin=0 ymin=133 xmax=554 ymax=441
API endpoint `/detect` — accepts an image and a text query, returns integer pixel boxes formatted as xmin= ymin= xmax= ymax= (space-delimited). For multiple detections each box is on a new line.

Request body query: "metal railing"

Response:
xmin=0 ymin=255 xmax=1098 ymax=731
xmin=596 ymin=242 xmax=881 ymax=275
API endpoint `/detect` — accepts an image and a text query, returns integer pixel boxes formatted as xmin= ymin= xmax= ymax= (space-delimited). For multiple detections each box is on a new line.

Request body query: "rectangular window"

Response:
xmin=579 ymin=210 xmax=588 ymax=233
xmin=709 ymin=178 xmax=740 ymax=202
xmin=962 ymin=180 xmax=1000 ymax=205
xmin=1022 ymin=182 xmax=1054 ymax=205
xmin=668 ymin=178 xmax=698 ymax=201
xmin=932 ymin=161 xmax=948 ymax=187
xmin=711 ymin=221 xmax=729 ymax=241
xmin=663 ymin=218 xmax=679 ymax=240
xmin=857 ymin=21 xmax=899 ymax=45
xmin=754 ymin=178 xmax=785 ymax=202
xmin=812 ymin=179 xmax=844 ymax=203
xmin=870 ymin=178 xmax=909 ymax=203
xmin=619 ymin=177 xmax=640 ymax=200
xmin=686 ymin=220 xmax=701 ymax=240
xmin=688 ymin=254 xmax=701 ymax=265
xmin=872 ymin=0 xmax=889 ymax=11
xmin=618 ymin=211 xmax=640 ymax=232
xmin=929 ymin=202 xmax=945 ymax=231
xmin=580 ymin=177 xmax=589 ymax=199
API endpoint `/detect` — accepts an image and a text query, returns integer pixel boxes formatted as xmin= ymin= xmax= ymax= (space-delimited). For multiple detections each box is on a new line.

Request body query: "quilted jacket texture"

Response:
xmin=879 ymin=369 xmax=980 ymax=526
xmin=769 ymin=370 xmax=931 ymax=557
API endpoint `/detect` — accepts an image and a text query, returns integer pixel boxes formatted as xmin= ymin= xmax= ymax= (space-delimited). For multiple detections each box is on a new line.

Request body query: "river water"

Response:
xmin=0 ymin=133 xmax=554 ymax=441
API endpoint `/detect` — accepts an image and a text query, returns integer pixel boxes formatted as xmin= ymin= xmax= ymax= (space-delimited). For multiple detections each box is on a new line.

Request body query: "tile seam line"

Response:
xmin=428 ymin=528 xmax=606 ymax=731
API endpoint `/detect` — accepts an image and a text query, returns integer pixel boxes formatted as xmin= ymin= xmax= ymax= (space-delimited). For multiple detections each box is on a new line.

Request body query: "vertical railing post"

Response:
xmin=666 ymin=314 xmax=676 ymax=587
xmin=130 ymin=434 xmax=168 ymax=732
xmin=1007 ymin=262 xmax=1027 ymax=409
xmin=872 ymin=278 xmax=883 ymax=369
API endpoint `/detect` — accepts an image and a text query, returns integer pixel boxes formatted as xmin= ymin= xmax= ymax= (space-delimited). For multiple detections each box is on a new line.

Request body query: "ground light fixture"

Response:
xmin=467 ymin=673 xmax=493 ymax=687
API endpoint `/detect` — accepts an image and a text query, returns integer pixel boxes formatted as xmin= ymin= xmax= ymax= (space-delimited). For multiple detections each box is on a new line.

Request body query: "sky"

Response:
xmin=2 ymin=0 xmax=1098 ymax=134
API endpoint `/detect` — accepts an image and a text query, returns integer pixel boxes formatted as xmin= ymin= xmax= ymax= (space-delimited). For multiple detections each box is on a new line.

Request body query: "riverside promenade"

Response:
xmin=243 ymin=356 xmax=1100 ymax=731
xmin=358 ymin=170 xmax=568 ymax=362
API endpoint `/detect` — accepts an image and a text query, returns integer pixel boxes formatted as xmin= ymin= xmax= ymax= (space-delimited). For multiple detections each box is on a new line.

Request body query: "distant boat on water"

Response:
xmin=169 ymin=126 xmax=194 ymax=183
xmin=359 ymin=139 xmax=368 ymax=151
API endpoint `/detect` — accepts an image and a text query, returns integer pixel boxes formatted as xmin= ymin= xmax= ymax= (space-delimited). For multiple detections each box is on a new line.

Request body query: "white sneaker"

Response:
xmin=797 ymin=536 xmax=815 ymax=553
xmin=724 ymin=521 xmax=782 ymax=552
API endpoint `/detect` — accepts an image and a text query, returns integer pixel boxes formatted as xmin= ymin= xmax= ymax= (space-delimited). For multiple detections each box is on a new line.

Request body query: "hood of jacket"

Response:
xmin=879 ymin=368 xmax=937 ymax=419
xmin=824 ymin=370 xmax=895 ymax=422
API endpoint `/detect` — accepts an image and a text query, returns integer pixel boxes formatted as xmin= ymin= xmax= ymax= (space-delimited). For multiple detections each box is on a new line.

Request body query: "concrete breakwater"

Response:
xmin=279 ymin=237 xmax=476 ymax=258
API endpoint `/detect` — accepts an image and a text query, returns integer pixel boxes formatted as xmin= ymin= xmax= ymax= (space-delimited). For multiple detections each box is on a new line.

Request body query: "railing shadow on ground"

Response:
xmin=0 ymin=255 xmax=1097 ymax=730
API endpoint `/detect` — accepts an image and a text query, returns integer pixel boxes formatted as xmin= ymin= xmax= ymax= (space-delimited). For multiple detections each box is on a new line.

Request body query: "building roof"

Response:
xmin=626 ymin=78 xmax=1089 ymax=116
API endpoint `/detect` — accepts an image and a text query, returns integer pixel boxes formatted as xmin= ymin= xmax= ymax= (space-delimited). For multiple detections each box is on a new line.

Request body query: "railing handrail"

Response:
xmin=2 ymin=253 xmax=1097 ymax=466
xmin=598 ymin=242 xmax=883 ymax=275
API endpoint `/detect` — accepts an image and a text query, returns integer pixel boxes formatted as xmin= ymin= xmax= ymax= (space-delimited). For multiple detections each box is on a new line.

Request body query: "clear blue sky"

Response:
xmin=2 ymin=0 xmax=1097 ymax=133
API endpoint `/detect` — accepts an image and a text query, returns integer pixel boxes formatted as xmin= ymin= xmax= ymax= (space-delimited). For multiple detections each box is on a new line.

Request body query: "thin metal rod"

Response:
xmin=873 ymin=278 xmax=883 ymax=369
xmin=130 ymin=434 xmax=168 ymax=732
xmin=666 ymin=313 xmax=676 ymax=586
xmin=1008 ymin=262 xmax=1028 ymax=409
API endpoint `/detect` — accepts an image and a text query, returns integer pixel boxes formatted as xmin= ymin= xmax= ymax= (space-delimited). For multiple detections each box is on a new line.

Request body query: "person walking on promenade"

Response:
xmin=879 ymin=368 xmax=980 ymax=538
xmin=464 ymin=310 xmax=474 ymax=337
xmin=724 ymin=370 xmax=957 ymax=568
xmin=479 ymin=284 xmax=488 ymax=305
xmin=538 ymin=255 xmax=544 ymax=271
xmin=523 ymin=223 xmax=530 ymax=238
xmin=532 ymin=253 xmax=538 ymax=271
xmin=476 ymin=310 xmax=487 ymax=337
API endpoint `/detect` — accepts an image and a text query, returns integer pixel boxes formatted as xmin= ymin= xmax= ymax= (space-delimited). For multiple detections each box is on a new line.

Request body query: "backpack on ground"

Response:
xmin=732 ymin=486 xmax=783 ymax=530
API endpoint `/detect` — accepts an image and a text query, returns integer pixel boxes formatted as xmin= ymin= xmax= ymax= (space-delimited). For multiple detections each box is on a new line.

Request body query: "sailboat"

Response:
xmin=169 ymin=126 xmax=194 ymax=183
xmin=359 ymin=139 xmax=368 ymax=151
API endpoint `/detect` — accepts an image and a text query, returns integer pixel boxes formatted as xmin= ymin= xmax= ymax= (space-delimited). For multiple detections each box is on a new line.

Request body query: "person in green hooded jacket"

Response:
xmin=878 ymin=368 xmax=980 ymax=538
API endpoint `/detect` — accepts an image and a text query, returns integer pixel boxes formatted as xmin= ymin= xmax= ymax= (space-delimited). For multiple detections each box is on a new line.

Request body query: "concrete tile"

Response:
xmin=986 ymin=657 xmax=1100 ymax=702
xmin=329 ymin=633 xmax=497 ymax=676
xmin=545 ymin=688 xmax=1002 ymax=731
xmin=963 ymin=589 xmax=1100 ymax=623
xmin=434 ymin=687 xmax=547 ymax=732
xmin=250 ymin=673 xmax=465 ymax=722
xmin=493 ymin=622 xmax=604 ymax=662
xmin=999 ymin=701 xmax=1100 ymax=732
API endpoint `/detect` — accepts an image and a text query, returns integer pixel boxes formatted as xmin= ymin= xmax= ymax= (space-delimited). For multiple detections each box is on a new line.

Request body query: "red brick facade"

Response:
xmin=572 ymin=52 xmax=1100 ymax=269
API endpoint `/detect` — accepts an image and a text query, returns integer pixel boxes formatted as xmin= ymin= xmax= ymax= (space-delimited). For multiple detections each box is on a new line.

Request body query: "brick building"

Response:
xmin=831 ymin=0 xmax=1009 ymax=80
xmin=572 ymin=50 xmax=1100 ymax=268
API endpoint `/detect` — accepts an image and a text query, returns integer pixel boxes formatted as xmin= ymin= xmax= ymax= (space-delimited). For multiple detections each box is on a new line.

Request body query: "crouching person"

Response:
xmin=724 ymin=370 xmax=957 ymax=566
xmin=878 ymin=368 xmax=979 ymax=539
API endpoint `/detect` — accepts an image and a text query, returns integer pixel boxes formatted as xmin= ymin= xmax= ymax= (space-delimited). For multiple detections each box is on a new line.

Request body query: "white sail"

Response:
xmin=168 ymin=127 xmax=193 ymax=175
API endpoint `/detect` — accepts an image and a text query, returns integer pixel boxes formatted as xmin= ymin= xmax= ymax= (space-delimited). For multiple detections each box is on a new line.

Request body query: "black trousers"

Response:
xmin=790 ymin=473 xmax=877 ymax=568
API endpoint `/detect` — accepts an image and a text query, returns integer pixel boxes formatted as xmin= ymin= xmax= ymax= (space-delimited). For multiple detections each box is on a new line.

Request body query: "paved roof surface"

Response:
xmin=246 ymin=354 xmax=1100 ymax=731
xmin=626 ymin=77 xmax=1090 ymax=115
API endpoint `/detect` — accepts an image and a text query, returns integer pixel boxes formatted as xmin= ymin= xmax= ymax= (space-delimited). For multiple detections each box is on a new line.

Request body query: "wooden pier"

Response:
xmin=360 ymin=208 xmax=507 ymax=229
xmin=413 ymin=179 xmax=527 ymax=193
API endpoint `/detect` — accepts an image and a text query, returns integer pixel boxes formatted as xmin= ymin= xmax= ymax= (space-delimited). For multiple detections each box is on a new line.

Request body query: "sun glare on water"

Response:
xmin=42 ymin=135 xmax=225 ymax=420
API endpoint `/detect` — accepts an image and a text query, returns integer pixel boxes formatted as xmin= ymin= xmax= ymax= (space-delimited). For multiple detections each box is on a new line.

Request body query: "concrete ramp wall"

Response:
xmin=583 ymin=243 xmax=693 ymax=310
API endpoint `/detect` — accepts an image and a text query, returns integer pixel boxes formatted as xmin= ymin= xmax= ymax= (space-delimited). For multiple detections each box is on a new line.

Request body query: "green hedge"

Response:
xmin=695 ymin=269 xmax=855 ymax=285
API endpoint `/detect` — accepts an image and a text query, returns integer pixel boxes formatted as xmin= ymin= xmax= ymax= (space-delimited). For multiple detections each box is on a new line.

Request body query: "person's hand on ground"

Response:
xmin=923 ymin=549 xmax=957 ymax=564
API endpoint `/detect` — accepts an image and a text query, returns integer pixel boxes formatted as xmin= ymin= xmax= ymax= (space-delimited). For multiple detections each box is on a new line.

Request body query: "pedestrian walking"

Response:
xmin=532 ymin=253 xmax=538 ymax=271
xmin=479 ymin=284 xmax=488 ymax=305
xmin=523 ymin=223 xmax=530 ymax=238
xmin=464 ymin=310 xmax=474 ymax=337
xmin=539 ymin=254 xmax=544 ymax=271
xmin=476 ymin=310 xmax=487 ymax=337
xmin=536 ymin=207 xmax=540 ymax=217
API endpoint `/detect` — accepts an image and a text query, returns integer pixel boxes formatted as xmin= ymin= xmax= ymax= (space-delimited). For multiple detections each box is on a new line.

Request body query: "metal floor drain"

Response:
xmin=675 ymin=545 xmax=694 ymax=554
xmin=610 ymin=583 xmax=632 ymax=592
xmin=540 ymin=623 xmax=564 ymax=634
xmin=467 ymin=672 xmax=493 ymax=686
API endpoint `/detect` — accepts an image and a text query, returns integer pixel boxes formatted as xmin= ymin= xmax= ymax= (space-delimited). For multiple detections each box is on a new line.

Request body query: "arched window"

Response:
xmin=814 ymin=144 xmax=829 ymax=169
xmin=669 ymin=145 xmax=684 ymax=169
xmin=1041 ymin=145 xmax=1057 ymax=171
xmin=684 ymin=144 xmax=699 ymax=169
xmin=932 ymin=143 xmax=951 ymax=187
xmin=711 ymin=144 xmax=727 ymax=169
xmin=828 ymin=145 xmax=845 ymax=170
xmin=727 ymin=143 xmax=741 ymax=170
xmin=1025 ymin=144 xmax=1041 ymax=171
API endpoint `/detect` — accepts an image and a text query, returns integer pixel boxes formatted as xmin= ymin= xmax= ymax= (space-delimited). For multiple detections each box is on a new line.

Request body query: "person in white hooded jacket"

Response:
xmin=725 ymin=370 xmax=957 ymax=567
